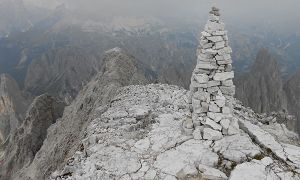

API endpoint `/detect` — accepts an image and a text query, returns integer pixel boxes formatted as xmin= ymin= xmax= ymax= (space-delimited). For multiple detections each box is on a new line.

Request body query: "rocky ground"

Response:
xmin=50 ymin=84 xmax=300 ymax=180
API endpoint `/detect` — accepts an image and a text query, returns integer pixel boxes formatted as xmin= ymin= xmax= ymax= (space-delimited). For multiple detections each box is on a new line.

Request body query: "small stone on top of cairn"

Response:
xmin=210 ymin=6 xmax=220 ymax=16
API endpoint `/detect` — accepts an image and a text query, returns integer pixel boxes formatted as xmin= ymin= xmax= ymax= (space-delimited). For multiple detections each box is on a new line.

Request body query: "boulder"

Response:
xmin=213 ymin=72 xmax=234 ymax=81
xmin=203 ymin=128 xmax=223 ymax=140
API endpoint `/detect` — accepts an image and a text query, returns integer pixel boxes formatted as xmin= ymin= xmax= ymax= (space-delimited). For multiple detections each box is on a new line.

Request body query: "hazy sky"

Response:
xmin=24 ymin=0 xmax=300 ymax=30
xmin=60 ymin=0 xmax=299 ymax=18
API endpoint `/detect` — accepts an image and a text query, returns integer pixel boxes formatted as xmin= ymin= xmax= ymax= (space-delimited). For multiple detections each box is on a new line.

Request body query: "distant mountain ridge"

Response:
xmin=0 ymin=74 xmax=29 ymax=145
xmin=235 ymin=48 xmax=287 ymax=113
xmin=24 ymin=47 xmax=103 ymax=103
xmin=284 ymin=70 xmax=300 ymax=132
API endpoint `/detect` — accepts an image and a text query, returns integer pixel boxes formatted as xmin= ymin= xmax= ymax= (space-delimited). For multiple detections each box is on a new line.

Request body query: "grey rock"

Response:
xmin=12 ymin=48 xmax=150 ymax=180
xmin=235 ymin=48 xmax=287 ymax=114
xmin=24 ymin=47 xmax=103 ymax=104
xmin=0 ymin=74 xmax=29 ymax=145
xmin=0 ymin=94 xmax=65 ymax=180
xmin=213 ymin=72 xmax=234 ymax=81
xmin=203 ymin=128 xmax=223 ymax=140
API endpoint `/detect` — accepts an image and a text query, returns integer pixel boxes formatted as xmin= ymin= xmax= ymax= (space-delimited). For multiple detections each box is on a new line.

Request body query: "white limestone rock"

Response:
xmin=229 ymin=157 xmax=279 ymax=180
xmin=128 ymin=106 xmax=150 ymax=120
xmin=207 ymin=36 xmax=224 ymax=42
xmin=193 ymin=126 xmax=203 ymax=140
xmin=215 ymin=41 xmax=226 ymax=49
xmin=220 ymin=86 xmax=235 ymax=96
xmin=281 ymin=143 xmax=300 ymax=168
xmin=144 ymin=169 xmax=157 ymax=180
xmin=222 ymin=79 xmax=234 ymax=87
xmin=196 ymin=61 xmax=218 ymax=70
xmin=222 ymin=106 xmax=231 ymax=114
xmin=228 ymin=117 xmax=240 ymax=135
xmin=154 ymin=140 xmax=218 ymax=176
xmin=193 ymin=91 xmax=210 ymax=102
xmin=198 ymin=164 xmax=227 ymax=180
xmin=208 ymin=112 xmax=223 ymax=122
xmin=203 ymin=48 xmax=219 ymax=55
xmin=205 ymin=22 xmax=225 ymax=32
xmin=213 ymin=30 xmax=227 ymax=36
xmin=194 ymin=74 xmax=209 ymax=84
xmin=208 ymin=14 xmax=220 ymax=22
xmin=220 ymin=119 xmax=230 ymax=129
xmin=238 ymin=119 xmax=287 ymax=161
xmin=217 ymin=59 xmax=232 ymax=65
xmin=209 ymin=102 xmax=221 ymax=113
xmin=176 ymin=164 xmax=199 ymax=179
xmin=213 ymin=133 xmax=261 ymax=162
xmin=202 ymin=43 xmax=214 ymax=49
xmin=215 ymin=99 xmax=226 ymax=107
xmin=213 ymin=71 xmax=234 ymax=81
xmin=183 ymin=117 xmax=194 ymax=129
xmin=204 ymin=118 xmax=222 ymax=131
xmin=207 ymin=86 xmax=220 ymax=94
xmin=207 ymin=80 xmax=220 ymax=87
xmin=201 ymin=31 xmax=212 ymax=37
xmin=134 ymin=137 xmax=150 ymax=153
xmin=203 ymin=128 xmax=223 ymax=140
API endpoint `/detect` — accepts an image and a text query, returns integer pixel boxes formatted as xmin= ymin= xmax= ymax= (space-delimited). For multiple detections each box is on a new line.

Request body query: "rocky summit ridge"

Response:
xmin=50 ymin=83 xmax=300 ymax=180
xmin=1 ymin=7 xmax=300 ymax=180
xmin=45 ymin=7 xmax=300 ymax=180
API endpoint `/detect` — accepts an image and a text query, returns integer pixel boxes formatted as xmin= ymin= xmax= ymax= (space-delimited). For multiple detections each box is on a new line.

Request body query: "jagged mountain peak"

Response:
xmin=235 ymin=48 xmax=287 ymax=114
xmin=0 ymin=73 xmax=28 ymax=145
xmin=24 ymin=47 xmax=103 ymax=103
xmin=7 ymin=47 xmax=152 ymax=180
xmin=0 ymin=94 xmax=65 ymax=180
xmin=251 ymin=48 xmax=280 ymax=73
xmin=284 ymin=70 xmax=300 ymax=133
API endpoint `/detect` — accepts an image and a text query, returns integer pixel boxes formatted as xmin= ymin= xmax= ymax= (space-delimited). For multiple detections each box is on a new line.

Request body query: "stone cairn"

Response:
xmin=190 ymin=7 xmax=239 ymax=141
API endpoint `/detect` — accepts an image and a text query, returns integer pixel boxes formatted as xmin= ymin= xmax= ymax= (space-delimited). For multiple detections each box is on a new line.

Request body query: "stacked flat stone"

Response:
xmin=190 ymin=7 xmax=239 ymax=140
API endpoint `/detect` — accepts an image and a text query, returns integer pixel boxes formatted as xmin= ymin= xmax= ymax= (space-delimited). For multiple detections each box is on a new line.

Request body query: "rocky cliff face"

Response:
xmin=235 ymin=48 xmax=287 ymax=113
xmin=11 ymin=48 xmax=151 ymax=180
xmin=284 ymin=70 xmax=300 ymax=133
xmin=24 ymin=47 xmax=103 ymax=104
xmin=0 ymin=94 xmax=65 ymax=179
xmin=0 ymin=74 xmax=28 ymax=145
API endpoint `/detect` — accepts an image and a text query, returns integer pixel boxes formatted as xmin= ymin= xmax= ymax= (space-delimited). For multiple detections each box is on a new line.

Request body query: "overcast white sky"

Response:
xmin=24 ymin=0 xmax=300 ymax=29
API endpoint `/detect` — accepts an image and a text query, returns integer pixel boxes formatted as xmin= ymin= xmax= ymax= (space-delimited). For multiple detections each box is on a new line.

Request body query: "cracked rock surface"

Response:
xmin=50 ymin=84 xmax=300 ymax=180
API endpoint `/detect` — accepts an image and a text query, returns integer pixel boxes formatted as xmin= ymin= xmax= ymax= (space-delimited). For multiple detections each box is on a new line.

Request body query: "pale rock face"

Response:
xmin=204 ymin=118 xmax=222 ymax=131
xmin=228 ymin=117 xmax=240 ymax=135
xmin=43 ymin=84 xmax=300 ymax=180
xmin=154 ymin=139 xmax=218 ymax=176
xmin=229 ymin=157 xmax=280 ymax=180
xmin=280 ymin=143 xmax=300 ymax=168
xmin=220 ymin=118 xmax=230 ymax=129
xmin=208 ymin=112 xmax=223 ymax=122
xmin=209 ymin=103 xmax=221 ymax=113
xmin=203 ymin=127 xmax=223 ymax=140
xmin=193 ymin=126 xmax=203 ymax=140
xmin=239 ymin=119 xmax=287 ymax=161
xmin=213 ymin=133 xmax=261 ymax=162
xmin=198 ymin=164 xmax=227 ymax=180
xmin=213 ymin=72 xmax=234 ymax=81
xmin=194 ymin=74 xmax=209 ymax=84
